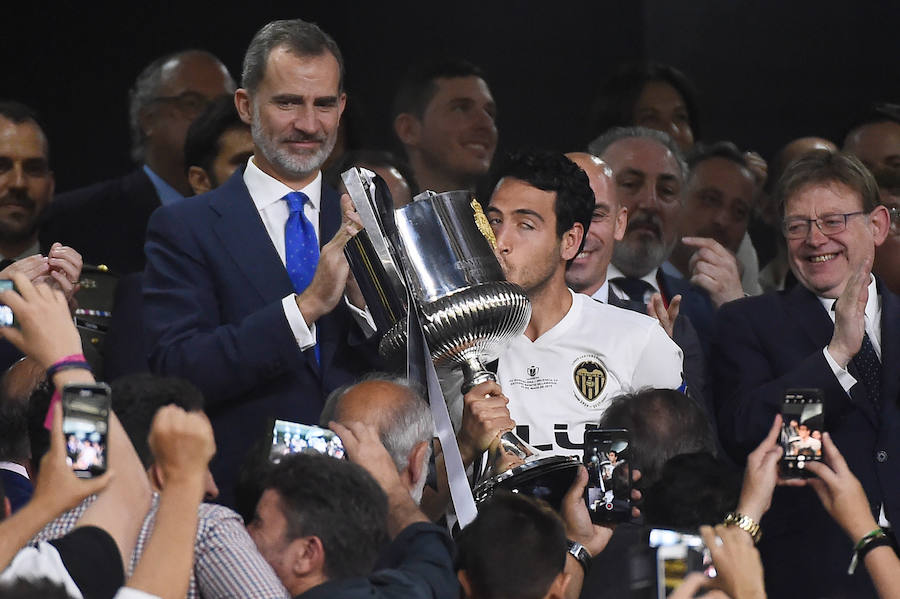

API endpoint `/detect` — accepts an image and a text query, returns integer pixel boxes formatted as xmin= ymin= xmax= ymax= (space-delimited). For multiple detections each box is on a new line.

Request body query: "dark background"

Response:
xmin=3 ymin=0 xmax=898 ymax=192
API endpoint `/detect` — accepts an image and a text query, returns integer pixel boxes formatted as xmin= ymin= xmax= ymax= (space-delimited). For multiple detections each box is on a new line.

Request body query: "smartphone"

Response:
xmin=269 ymin=419 xmax=345 ymax=463
xmin=0 ymin=280 xmax=15 ymax=327
xmin=62 ymin=383 xmax=111 ymax=478
xmin=780 ymin=388 xmax=824 ymax=478
xmin=648 ymin=528 xmax=715 ymax=597
xmin=583 ymin=428 xmax=631 ymax=523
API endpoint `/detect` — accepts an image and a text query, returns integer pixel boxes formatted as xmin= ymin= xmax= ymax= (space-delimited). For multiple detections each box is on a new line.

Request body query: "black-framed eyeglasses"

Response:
xmin=782 ymin=211 xmax=866 ymax=239
xmin=150 ymin=91 xmax=211 ymax=117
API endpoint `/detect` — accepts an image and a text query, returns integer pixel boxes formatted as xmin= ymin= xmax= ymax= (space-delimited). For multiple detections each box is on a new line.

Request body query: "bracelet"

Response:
xmin=46 ymin=354 xmax=91 ymax=380
xmin=566 ymin=540 xmax=592 ymax=575
xmin=723 ymin=512 xmax=762 ymax=544
xmin=848 ymin=528 xmax=896 ymax=574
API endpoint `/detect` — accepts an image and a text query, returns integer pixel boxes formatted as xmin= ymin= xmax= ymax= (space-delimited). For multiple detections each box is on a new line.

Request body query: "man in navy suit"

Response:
xmin=712 ymin=151 xmax=898 ymax=598
xmin=143 ymin=20 xmax=379 ymax=507
xmin=587 ymin=126 xmax=739 ymax=355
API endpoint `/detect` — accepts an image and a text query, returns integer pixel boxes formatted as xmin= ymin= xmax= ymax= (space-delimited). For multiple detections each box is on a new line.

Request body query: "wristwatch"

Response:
xmin=723 ymin=511 xmax=762 ymax=544
xmin=566 ymin=540 xmax=592 ymax=575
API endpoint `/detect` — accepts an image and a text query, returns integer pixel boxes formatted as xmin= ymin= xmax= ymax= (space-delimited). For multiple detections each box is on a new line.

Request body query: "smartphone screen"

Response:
xmin=62 ymin=383 xmax=110 ymax=478
xmin=584 ymin=428 xmax=631 ymax=523
xmin=780 ymin=389 xmax=824 ymax=478
xmin=649 ymin=528 xmax=715 ymax=597
xmin=269 ymin=419 xmax=345 ymax=463
xmin=0 ymin=280 xmax=15 ymax=327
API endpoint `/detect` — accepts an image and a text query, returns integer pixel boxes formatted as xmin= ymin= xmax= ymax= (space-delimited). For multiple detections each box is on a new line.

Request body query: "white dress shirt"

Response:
xmin=820 ymin=275 xmax=882 ymax=394
xmin=606 ymin=264 xmax=660 ymax=303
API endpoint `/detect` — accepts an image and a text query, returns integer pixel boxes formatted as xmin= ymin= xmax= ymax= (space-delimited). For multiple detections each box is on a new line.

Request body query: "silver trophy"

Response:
xmin=341 ymin=167 xmax=579 ymax=510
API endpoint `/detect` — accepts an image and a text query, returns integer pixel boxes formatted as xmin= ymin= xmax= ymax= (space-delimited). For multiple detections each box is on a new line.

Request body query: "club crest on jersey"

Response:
xmin=527 ymin=365 xmax=539 ymax=377
xmin=573 ymin=358 xmax=607 ymax=403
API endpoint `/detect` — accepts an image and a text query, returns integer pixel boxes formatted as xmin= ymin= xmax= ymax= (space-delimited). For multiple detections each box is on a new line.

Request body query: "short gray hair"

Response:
xmin=588 ymin=126 xmax=689 ymax=182
xmin=241 ymin=19 xmax=345 ymax=95
xmin=128 ymin=49 xmax=232 ymax=163
xmin=320 ymin=373 xmax=434 ymax=472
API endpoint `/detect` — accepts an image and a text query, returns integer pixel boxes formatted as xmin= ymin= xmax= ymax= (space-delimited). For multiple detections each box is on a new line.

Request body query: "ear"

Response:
xmin=289 ymin=535 xmax=327 ymax=580
xmin=457 ymin=570 xmax=474 ymax=598
xmin=138 ymin=106 xmax=156 ymax=139
xmin=561 ymin=223 xmax=584 ymax=261
xmin=869 ymin=204 xmax=891 ymax=246
xmin=545 ymin=571 xmax=571 ymax=599
xmin=3 ymin=496 xmax=11 ymax=519
xmin=393 ymin=113 xmax=421 ymax=147
xmin=338 ymin=92 xmax=347 ymax=121
xmin=614 ymin=206 xmax=628 ymax=241
xmin=235 ymin=89 xmax=253 ymax=126
xmin=148 ymin=463 xmax=163 ymax=491
xmin=188 ymin=166 xmax=213 ymax=196
xmin=406 ymin=440 xmax=429 ymax=490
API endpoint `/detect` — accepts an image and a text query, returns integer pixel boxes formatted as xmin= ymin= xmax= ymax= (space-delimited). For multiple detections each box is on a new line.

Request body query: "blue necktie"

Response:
xmin=283 ymin=191 xmax=320 ymax=363
xmin=283 ymin=191 xmax=319 ymax=293
xmin=852 ymin=333 xmax=882 ymax=412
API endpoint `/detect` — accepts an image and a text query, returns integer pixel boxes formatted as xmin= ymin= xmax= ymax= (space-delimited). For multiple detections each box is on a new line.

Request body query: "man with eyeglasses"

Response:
xmin=40 ymin=50 xmax=235 ymax=274
xmin=711 ymin=151 xmax=899 ymax=598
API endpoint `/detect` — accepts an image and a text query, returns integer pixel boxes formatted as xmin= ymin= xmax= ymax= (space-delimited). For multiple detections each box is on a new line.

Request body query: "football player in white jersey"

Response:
xmin=452 ymin=150 xmax=685 ymax=462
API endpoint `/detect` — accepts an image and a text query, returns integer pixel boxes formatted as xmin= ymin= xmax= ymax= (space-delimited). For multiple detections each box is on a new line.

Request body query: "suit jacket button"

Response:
xmin=876 ymin=450 xmax=888 ymax=463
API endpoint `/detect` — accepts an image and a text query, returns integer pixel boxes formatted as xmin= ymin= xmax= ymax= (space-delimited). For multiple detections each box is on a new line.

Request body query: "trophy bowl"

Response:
xmin=341 ymin=169 xmax=579 ymax=508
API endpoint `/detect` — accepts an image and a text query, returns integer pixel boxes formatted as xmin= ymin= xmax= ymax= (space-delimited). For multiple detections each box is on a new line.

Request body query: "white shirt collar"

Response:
xmin=589 ymin=279 xmax=610 ymax=303
xmin=0 ymin=461 xmax=29 ymax=479
xmin=605 ymin=264 xmax=661 ymax=296
xmin=243 ymin=157 xmax=322 ymax=212
xmin=818 ymin=275 xmax=880 ymax=324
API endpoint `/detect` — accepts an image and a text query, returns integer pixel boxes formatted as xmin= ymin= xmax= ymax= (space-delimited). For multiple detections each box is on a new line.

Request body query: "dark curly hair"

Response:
xmin=489 ymin=149 xmax=595 ymax=258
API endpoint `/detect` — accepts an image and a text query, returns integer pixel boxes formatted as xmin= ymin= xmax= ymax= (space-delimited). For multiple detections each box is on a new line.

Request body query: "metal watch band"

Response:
xmin=723 ymin=511 xmax=762 ymax=544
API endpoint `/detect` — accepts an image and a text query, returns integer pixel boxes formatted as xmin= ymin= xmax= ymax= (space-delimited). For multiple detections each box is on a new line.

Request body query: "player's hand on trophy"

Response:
xmin=457 ymin=380 xmax=516 ymax=467
xmin=296 ymin=194 xmax=363 ymax=325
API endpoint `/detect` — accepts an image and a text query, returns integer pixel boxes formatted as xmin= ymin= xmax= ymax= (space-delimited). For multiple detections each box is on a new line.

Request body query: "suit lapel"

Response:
xmin=209 ymin=173 xmax=294 ymax=304
xmin=878 ymin=280 xmax=900 ymax=410
xmin=319 ymin=184 xmax=341 ymax=245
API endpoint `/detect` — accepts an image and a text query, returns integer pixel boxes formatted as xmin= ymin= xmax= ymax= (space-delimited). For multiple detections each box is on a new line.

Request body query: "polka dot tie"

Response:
xmin=283 ymin=191 xmax=319 ymax=295
xmin=852 ymin=332 xmax=882 ymax=412
xmin=283 ymin=191 xmax=320 ymax=364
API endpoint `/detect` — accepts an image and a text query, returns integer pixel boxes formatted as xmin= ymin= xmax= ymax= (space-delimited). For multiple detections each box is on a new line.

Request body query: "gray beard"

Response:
xmin=251 ymin=109 xmax=335 ymax=180
xmin=612 ymin=237 xmax=675 ymax=278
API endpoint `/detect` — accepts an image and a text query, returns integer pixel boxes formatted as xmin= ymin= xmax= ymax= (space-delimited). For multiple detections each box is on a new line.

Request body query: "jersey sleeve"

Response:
xmin=632 ymin=322 xmax=685 ymax=391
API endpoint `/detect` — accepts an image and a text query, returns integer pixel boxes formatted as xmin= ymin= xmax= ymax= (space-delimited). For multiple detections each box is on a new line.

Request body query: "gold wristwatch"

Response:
xmin=723 ymin=511 xmax=762 ymax=544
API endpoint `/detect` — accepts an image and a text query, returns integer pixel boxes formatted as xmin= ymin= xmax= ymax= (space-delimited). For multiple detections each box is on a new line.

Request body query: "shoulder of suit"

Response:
xmin=579 ymin=291 xmax=660 ymax=328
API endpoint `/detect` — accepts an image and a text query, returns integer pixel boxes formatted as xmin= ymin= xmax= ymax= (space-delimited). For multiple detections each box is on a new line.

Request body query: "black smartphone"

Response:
xmin=62 ymin=383 xmax=111 ymax=478
xmin=269 ymin=419 xmax=345 ymax=463
xmin=0 ymin=280 xmax=15 ymax=327
xmin=583 ymin=428 xmax=631 ymax=523
xmin=780 ymin=388 xmax=824 ymax=478
xmin=648 ymin=528 xmax=715 ymax=597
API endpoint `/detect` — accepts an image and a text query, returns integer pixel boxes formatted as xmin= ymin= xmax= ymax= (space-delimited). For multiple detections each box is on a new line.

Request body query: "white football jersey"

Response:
xmin=498 ymin=290 xmax=684 ymax=457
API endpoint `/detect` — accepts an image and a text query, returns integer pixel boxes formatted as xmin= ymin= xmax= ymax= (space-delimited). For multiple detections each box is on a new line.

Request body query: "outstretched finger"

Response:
xmin=820 ymin=432 xmax=850 ymax=474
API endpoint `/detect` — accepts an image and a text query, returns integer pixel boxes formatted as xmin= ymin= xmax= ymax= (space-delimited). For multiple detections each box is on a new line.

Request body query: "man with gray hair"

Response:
xmin=142 ymin=19 xmax=381 ymax=507
xmin=588 ymin=126 xmax=729 ymax=354
xmin=40 ymin=50 xmax=234 ymax=274
xmin=320 ymin=374 xmax=434 ymax=505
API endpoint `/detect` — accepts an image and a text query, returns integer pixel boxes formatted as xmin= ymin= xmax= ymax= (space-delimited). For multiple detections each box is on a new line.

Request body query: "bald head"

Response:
xmin=772 ymin=137 xmax=837 ymax=182
xmin=566 ymin=152 xmax=616 ymax=206
xmin=565 ymin=152 xmax=628 ymax=296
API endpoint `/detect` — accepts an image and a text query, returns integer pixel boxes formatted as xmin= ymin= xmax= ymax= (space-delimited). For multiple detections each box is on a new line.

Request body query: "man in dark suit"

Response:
xmin=40 ymin=50 xmax=235 ymax=274
xmin=143 ymin=20 xmax=379 ymax=507
xmin=0 ymin=401 xmax=33 ymax=513
xmin=587 ymin=127 xmax=746 ymax=355
xmin=712 ymin=151 xmax=898 ymax=598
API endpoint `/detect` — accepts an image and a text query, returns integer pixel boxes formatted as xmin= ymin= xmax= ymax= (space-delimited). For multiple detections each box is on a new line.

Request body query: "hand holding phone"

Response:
xmin=780 ymin=389 xmax=824 ymax=478
xmin=583 ymin=428 xmax=632 ymax=523
xmin=269 ymin=419 xmax=345 ymax=463
xmin=62 ymin=383 xmax=110 ymax=478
